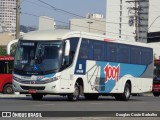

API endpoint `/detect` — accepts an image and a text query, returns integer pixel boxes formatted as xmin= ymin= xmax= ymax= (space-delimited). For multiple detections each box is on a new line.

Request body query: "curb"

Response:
xmin=132 ymin=92 xmax=153 ymax=97
xmin=0 ymin=95 xmax=26 ymax=98
xmin=143 ymin=92 xmax=153 ymax=96
xmin=0 ymin=92 xmax=154 ymax=98
xmin=0 ymin=92 xmax=26 ymax=98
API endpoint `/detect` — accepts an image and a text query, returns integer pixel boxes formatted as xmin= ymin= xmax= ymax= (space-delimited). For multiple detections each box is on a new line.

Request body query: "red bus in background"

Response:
xmin=153 ymin=60 xmax=160 ymax=97
xmin=0 ymin=55 xmax=14 ymax=94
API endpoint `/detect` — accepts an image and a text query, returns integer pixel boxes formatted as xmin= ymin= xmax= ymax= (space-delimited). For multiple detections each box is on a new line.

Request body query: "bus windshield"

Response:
xmin=14 ymin=40 xmax=63 ymax=75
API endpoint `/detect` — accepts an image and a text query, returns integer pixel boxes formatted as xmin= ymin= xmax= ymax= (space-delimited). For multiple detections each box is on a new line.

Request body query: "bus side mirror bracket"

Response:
xmin=65 ymin=40 xmax=70 ymax=56
xmin=7 ymin=39 xmax=18 ymax=55
xmin=61 ymin=40 xmax=70 ymax=69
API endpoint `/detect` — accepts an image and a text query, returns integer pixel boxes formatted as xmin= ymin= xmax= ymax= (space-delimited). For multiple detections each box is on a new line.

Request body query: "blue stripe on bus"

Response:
xmin=74 ymin=60 xmax=147 ymax=93
xmin=37 ymin=74 xmax=55 ymax=81
xmin=74 ymin=60 xmax=86 ymax=75
xmin=96 ymin=61 xmax=146 ymax=93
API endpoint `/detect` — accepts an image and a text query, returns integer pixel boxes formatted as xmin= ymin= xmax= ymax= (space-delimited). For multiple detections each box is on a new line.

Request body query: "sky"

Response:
xmin=20 ymin=0 xmax=106 ymax=27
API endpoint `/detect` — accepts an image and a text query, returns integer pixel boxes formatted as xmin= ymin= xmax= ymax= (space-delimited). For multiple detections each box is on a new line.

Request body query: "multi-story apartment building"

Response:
xmin=0 ymin=0 xmax=16 ymax=33
xmin=106 ymin=0 xmax=150 ymax=43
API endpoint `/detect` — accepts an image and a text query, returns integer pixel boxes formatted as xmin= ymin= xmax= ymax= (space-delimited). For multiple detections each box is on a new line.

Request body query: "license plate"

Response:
xmin=28 ymin=89 xmax=37 ymax=94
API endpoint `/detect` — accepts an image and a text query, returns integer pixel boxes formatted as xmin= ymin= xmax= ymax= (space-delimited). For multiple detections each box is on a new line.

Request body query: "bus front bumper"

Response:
xmin=12 ymin=79 xmax=60 ymax=94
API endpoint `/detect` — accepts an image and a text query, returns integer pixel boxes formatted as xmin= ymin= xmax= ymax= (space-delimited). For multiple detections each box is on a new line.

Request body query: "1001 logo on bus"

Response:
xmin=104 ymin=64 xmax=120 ymax=83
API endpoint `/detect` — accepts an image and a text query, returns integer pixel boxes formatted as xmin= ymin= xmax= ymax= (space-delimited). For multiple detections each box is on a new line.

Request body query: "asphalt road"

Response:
xmin=0 ymin=94 xmax=160 ymax=119
xmin=0 ymin=94 xmax=159 ymax=111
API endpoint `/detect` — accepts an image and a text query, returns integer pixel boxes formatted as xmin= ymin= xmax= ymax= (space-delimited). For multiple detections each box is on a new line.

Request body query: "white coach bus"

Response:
xmin=12 ymin=29 xmax=153 ymax=101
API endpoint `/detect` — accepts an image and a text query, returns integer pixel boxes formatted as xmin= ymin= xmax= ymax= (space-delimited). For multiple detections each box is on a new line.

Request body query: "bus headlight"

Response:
xmin=44 ymin=76 xmax=60 ymax=83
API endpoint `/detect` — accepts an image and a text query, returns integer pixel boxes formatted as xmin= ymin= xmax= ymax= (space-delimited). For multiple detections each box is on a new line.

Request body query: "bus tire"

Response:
xmin=31 ymin=94 xmax=43 ymax=100
xmin=67 ymin=83 xmax=80 ymax=101
xmin=3 ymin=84 xmax=14 ymax=94
xmin=153 ymin=92 xmax=160 ymax=97
xmin=121 ymin=83 xmax=131 ymax=101
xmin=84 ymin=94 xmax=99 ymax=100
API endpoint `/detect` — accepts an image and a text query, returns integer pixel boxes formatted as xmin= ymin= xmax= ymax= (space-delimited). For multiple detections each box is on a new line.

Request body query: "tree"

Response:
xmin=10 ymin=43 xmax=17 ymax=57
xmin=0 ymin=47 xmax=7 ymax=56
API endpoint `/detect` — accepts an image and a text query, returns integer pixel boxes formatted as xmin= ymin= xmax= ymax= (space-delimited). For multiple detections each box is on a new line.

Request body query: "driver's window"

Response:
xmin=61 ymin=38 xmax=79 ymax=70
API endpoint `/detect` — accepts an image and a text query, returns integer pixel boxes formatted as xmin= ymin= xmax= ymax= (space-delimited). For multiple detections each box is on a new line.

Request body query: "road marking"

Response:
xmin=89 ymin=103 xmax=104 ymax=105
xmin=32 ymin=104 xmax=55 ymax=107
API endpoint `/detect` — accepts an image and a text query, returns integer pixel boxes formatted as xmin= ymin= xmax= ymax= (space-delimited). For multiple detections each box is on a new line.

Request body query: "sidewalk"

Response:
xmin=0 ymin=92 xmax=26 ymax=98
xmin=132 ymin=92 xmax=153 ymax=97
xmin=142 ymin=92 xmax=153 ymax=96
xmin=0 ymin=92 xmax=153 ymax=98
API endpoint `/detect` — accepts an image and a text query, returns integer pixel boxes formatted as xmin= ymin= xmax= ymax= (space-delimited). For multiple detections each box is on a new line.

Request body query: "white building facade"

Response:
xmin=106 ymin=0 xmax=150 ymax=43
xmin=0 ymin=0 xmax=16 ymax=33
xmin=148 ymin=0 xmax=160 ymax=32
xmin=70 ymin=13 xmax=106 ymax=35
xmin=39 ymin=16 xmax=56 ymax=30
xmin=106 ymin=0 xmax=136 ymax=41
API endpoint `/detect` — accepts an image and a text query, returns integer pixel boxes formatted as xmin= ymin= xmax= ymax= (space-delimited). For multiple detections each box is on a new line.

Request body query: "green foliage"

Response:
xmin=0 ymin=47 xmax=7 ymax=56
xmin=10 ymin=43 xmax=17 ymax=57
xmin=0 ymin=43 xmax=17 ymax=57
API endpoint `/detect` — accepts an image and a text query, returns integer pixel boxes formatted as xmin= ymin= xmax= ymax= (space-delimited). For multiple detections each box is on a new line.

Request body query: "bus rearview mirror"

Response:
xmin=65 ymin=40 xmax=70 ymax=56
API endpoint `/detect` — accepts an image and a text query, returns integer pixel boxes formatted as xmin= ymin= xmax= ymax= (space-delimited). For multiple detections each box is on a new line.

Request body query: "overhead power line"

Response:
xmin=23 ymin=0 xmax=54 ymax=11
xmin=20 ymin=0 xmax=27 ymax=4
xmin=24 ymin=0 xmax=108 ymax=28
xmin=38 ymin=0 xmax=85 ymax=19
xmin=21 ymin=0 xmax=137 ymax=36
xmin=37 ymin=0 xmax=128 ymax=25
xmin=21 ymin=12 xmax=135 ymax=38
xmin=22 ymin=0 xmax=136 ymax=34
xmin=22 ymin=0 xmax=143 ymax=37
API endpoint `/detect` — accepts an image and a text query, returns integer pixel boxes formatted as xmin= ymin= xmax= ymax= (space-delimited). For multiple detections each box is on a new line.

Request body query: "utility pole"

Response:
xmin=16 ymin=0 xmax=20 ymax=39
xmin=126 ymin=0 xmax=149 ymax=43
xmin=126 ymin=0 xmax=139 ymax=41
xmin=134 ymin=1 xmax=138 ymax=42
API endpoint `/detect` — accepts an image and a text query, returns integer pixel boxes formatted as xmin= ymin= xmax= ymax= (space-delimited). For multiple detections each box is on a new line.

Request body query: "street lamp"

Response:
xmin=148 ymin=16 xmax=160 ymax=32
xmin=87 ymin=21 xmax=93 ymax=32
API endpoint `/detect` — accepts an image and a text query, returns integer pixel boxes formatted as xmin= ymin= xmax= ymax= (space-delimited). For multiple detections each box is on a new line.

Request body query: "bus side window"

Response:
xmin=141 ymin=48 xmax=153 ymax=65
xmin=0 ymin=61 xmax=4 ymax=74
xmin=78 ymin=39 xmax=94 ymax=60
xmin=62 ymin=37 xmax=79 ymax=69
xmin=130 ymin=46 xmax=141 ymax=64
xmin=94 ymin=41 xmax=104 ymax=61
xmin=107 ymin=43 xmax=118 ymax=62
xmin=118 ymin=44 xmax=130 ymax=63
xmin=79 ymin=40 xmax=89 ymax=59
xmin=68 ymin=38 xmax=79 ymax=65
xmin=69 ymin=51 xmax=75 ymax=64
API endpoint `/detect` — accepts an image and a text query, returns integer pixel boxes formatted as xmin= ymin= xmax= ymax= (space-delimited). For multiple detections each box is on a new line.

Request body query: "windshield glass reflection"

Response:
xmin=14 ymin=40 xmax=63 ymax=75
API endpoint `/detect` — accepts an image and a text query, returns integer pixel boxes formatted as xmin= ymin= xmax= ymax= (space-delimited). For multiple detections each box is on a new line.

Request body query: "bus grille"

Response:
xmin=20 ymin=86 xmax=45 ymax=90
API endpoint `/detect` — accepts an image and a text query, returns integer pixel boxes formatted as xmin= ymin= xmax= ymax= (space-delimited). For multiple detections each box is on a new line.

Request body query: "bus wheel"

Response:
xmin=67 ymin=83 xmax=80 ymax=101
xmin=153 ymin=92 xmax=160 ymax=97
xmin=121 ymin=83 xmax=131 ymax=101
xmin=84 ymin=94 xmax=99 ymax=100
xmin=31 ymin=94 xmax=43 ymax=100
xmin=3 ymin=84 xmax=14 ymax=94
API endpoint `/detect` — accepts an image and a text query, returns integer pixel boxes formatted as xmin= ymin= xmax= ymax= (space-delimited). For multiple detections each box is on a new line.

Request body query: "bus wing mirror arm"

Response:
xmin=7 ymin=39 xmax=18 ymax=55
xmin=64 ymin=40 xmax=70 ymax=56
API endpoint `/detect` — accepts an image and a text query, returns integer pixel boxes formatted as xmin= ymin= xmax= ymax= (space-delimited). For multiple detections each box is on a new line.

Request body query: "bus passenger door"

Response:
xmin=60 ymin=69 xmax=70 ymax=92
xmin=60 ymin=40 xmax=70 ymax=92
